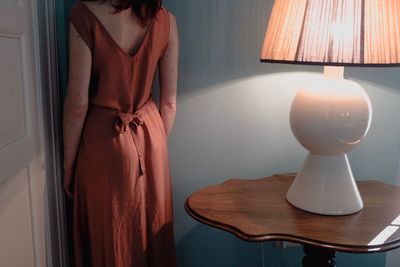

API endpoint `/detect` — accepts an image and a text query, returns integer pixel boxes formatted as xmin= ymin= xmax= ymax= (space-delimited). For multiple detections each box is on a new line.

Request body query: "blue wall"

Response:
xmin=58 ymin=0 xmax=400 ymax=266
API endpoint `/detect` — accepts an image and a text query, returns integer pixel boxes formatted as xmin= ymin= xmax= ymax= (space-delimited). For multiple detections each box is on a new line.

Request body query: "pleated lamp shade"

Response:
xmin=261 ymin=0 xmax=400 ymax=66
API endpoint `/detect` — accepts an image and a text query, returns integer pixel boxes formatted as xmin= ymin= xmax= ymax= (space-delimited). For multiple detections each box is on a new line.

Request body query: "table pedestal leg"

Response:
xmin=302 ymin=245 xmax=336 ymax=267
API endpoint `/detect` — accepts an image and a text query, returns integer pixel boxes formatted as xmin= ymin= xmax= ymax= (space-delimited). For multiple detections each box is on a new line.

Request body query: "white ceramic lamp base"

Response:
xmin=288 ymin=66 xmax=372 ymax=216
xmin=286 ymin=153 xmax=363 ymax=215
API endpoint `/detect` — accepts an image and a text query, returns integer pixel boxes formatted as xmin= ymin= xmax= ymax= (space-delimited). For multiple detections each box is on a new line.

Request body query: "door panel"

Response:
xmin=0 ymin=33 xmax=27 ymax=148
xmin=0 ymin=1 xmax=36 ymax=184
xmin=0 ymin=168 xmax=36 ymax=267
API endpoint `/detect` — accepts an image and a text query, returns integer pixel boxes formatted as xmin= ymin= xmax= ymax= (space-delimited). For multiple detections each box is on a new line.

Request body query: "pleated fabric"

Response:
xmin=69 ymin=2 xmax=176 ymax=266
xmin=261 ymin=0 xmax=400 ymax=65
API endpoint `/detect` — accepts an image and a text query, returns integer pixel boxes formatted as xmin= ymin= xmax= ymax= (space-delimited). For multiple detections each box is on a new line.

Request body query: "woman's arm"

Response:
xmin=158 ymin=12 xmax=179 ymax=138
xmin=63 ymin=22 xmax=92 ymax=198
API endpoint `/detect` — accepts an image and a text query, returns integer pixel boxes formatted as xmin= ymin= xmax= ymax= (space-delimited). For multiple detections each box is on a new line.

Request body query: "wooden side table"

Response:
xmin=185 ymin=174 xmax=400 ymax=267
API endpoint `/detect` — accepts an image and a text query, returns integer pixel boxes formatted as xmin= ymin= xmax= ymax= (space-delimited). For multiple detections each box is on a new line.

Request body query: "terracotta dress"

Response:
xmin=69 ymin=2 xmax=176 ymax=267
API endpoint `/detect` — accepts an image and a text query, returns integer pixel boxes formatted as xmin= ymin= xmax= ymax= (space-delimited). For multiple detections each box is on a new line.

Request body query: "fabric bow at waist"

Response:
xmin=114 ymin=112 xmax=144 ymax=133
xmin=114 ymin=111 xmax=146 ymax=176
xmin=89 ymin=99 xmax=154 ymax=177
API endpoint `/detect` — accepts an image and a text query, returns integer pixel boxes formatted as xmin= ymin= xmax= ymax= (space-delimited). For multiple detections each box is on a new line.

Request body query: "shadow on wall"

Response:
xmin=176 ymin=224 xmax=262 ymax=267
xmin=349 ymin=67 xmax=400 ymax=94
xmin=165 ymin=0 xmax=321 ymax=95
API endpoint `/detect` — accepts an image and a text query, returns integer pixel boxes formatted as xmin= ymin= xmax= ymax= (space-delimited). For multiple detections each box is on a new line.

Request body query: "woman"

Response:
xmin=63 ymin=0 xmax=178 ymax=266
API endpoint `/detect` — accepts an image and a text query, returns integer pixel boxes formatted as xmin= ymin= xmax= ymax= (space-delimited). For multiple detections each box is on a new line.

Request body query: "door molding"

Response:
xmin=32 ymin=0 xmax=68 ymax=266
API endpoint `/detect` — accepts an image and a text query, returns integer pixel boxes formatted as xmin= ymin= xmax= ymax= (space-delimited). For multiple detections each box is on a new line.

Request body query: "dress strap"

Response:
xmin=69 ymin=2 xmax=94 ymax=51
xmin=157 ymin=7 xmax=171 ymax=57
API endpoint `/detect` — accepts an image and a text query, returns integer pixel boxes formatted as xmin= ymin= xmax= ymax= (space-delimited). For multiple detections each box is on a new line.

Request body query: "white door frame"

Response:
xmin=33 ymin=0 xmax=68 ymax=266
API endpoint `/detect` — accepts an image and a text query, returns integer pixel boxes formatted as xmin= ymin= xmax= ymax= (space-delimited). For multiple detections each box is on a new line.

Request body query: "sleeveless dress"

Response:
xmin=68 ymin=3 xmax=176 ymax=267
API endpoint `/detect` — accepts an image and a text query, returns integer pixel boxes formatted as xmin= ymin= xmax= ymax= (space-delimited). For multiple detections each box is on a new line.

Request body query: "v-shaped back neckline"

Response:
xmin=78 ymin=2 xmax=155 ymax=61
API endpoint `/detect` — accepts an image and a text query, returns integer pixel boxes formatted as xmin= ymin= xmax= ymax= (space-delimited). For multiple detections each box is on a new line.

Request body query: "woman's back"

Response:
xmin=65 ymin=1 xmax=179 ymax=266
xmin=81 ymin=1 xmax=151 ymax=58
xmin=69 ymin=0 xmax=170 ymax=111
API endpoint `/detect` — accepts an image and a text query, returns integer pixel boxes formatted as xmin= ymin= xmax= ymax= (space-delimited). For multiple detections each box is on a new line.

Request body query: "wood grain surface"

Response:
xmin=185 ymin=174 xmax=400 ymax=253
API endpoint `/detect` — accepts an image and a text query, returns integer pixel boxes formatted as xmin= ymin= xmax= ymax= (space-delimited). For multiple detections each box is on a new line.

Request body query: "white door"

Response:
xmin=0 ymin=0 xmax=47 ymax=266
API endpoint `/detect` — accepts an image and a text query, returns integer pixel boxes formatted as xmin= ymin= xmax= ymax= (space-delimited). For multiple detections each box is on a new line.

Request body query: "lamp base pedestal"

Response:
xmin=286 ymin=153 xmax=363 ymax=215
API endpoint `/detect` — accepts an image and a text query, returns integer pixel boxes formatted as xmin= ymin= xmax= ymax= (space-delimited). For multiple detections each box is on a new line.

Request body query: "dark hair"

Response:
xmin=86 ymin=0 xmax=162 ymax=24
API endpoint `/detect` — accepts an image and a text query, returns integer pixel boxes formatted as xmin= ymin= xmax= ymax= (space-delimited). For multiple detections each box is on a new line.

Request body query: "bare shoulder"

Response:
xmin=166 ymin=10 xmax=176 ymax=21
xmin=166 ymin=10 xmax=177 ymax=32
xmin=165 ymin=10 xmax=176 ymax=27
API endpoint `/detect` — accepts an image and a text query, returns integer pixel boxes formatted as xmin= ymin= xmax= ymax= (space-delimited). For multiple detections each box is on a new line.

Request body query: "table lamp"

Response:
xmin=261 ymin=0 xmax=400 ymax=215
